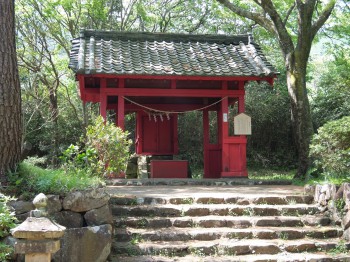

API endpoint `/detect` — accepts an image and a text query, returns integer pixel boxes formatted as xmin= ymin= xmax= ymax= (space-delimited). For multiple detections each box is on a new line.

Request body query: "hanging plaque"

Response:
xmin=234 ymin=113 xmax=251 ymax=135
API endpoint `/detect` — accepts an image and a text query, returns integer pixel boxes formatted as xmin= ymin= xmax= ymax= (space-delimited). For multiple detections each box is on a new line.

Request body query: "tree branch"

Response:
xmin=260 ymin=0 xmax=295 ymax=54
xmin=215 ymin=0 xmax=275 ymax=34
xmin=311 ymin=0 xmax=336 ymax=39
xmin=283 ymin=2 xmax=296 ymax=26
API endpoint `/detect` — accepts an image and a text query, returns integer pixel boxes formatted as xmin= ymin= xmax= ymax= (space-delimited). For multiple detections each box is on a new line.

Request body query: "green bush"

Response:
xmin=6 ymin=161 xmax=104 ymax=198
xmin=310 ymin=116 xmax=350 ymax=178
xmin=61 ymin=116 xmax=132 ymax=177
xmin=0 ymin=194 xmax=17 ymax=261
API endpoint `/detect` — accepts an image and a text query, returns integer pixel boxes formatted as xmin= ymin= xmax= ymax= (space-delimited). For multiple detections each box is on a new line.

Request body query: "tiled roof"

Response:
xmin=69 ymin=30 xmax=277 ymax=78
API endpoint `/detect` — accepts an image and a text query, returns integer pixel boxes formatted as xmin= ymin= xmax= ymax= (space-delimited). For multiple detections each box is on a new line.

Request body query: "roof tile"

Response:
xmin=69 ymin=30 xmax=277 ymax=77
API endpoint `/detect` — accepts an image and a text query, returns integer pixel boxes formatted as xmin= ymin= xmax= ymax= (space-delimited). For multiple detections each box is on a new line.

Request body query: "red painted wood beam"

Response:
xmin=123 ymin=104 xmax=221 ymax=112
xmin=77 ymin=73 xmax=275 ymax=83
xmin=94 ymin=88 xmax=245 ymax=97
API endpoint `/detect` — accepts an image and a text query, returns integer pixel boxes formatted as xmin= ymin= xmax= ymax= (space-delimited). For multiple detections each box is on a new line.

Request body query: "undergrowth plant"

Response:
xmin=6 ymin=161 xmax=104 ymax=198
xmin=310 ymin=116 xmax=350 ymax=181
xmin=61 ymin=116 xmax=132 ymax=177
xmin=0 ymin=194 xmax=17 ymax=261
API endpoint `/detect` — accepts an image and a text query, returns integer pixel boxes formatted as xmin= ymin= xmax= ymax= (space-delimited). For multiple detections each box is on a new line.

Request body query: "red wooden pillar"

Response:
xmin=221 ymin=97 xmax=230 ymax=175
xmin=238 ymin=81 xmax=245 ymax=113
xmin=117 ymin=79 xmax=125 ymax=130
xmin=173 ymin=114 xmax=179 ymax=154
xmin=220 ymin=81 xmax=248 ymax=177
xmin=100 ymin=78 xmax=107 ymax=120
xmin=117 ymin=96 xmax=125 ymax=130
xmin=203 ymin=109 xmax=209 ymax=177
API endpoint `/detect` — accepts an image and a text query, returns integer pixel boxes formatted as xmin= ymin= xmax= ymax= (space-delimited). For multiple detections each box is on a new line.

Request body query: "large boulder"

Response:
xmin=52 ymin=211 xmax=84 ymax=228
xmin=53 ymin=224 xmax=112 ymax=262
xmin=8 ymin=200 xmax=34 ymax=215
xmin=63 ymin=188 xmax=110 ymax=212
xmin=84 ymin=204 xmax=113 ymax=226
xmin=47 ymin=195 xmax=62 ymax=214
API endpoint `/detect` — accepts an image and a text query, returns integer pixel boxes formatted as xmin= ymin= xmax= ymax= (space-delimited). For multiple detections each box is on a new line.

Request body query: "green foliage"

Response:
xmin=0 ymin=242 xmax=13 ymax=262
xmin=0 ymin=194 xmax=17 ymax=261
xmin=86 ymin=116 xmax=132 ymax=176
xmin=6 ymin=161 xmax=104 ymax=198
xmin=0 ymin=194 xmax=17 ymax=238
xmin=310 ymin=116 xmax=350 ymax=179
xmin=61 ymin=116 xmax=132 ymax=177
xmin=60 ymin=145 xmax=98 ymax=175
xmin=248 ymin=168 xmax=295 ymax=181
xmin=178 ymin=112 xmax=203 ymax=169
xmin=245 ymin=79 xmax=297 ymax=168
xmin=310 ymin=49 xmax=350 ymax=130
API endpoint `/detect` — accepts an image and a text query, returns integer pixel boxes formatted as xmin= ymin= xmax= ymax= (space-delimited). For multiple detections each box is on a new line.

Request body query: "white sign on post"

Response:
xmin=234 ymin=113 xmax=251 ymax=135
xmin=223 ymin=113 xmax=228 ymax=122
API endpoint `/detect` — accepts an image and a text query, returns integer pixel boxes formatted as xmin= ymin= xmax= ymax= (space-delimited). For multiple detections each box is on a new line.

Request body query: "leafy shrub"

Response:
xmin=6 ymin=161 xmax=104 ymax=198
xmin=61 ymin=116 xmax=132 ymax=177
xmin=0 ymin=194 xmax=17 ymax=260
xmin=310 ymin=116 xmax=350 ymax=178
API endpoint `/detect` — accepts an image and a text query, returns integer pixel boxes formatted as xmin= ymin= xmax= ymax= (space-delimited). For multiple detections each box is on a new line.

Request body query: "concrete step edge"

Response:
xmin=114 ymin=215 xmax=331 ymax=228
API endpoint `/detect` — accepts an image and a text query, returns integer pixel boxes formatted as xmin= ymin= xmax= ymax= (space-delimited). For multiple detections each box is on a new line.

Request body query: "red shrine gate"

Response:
xmin=69 ymin=30 xmax=277 ymax=178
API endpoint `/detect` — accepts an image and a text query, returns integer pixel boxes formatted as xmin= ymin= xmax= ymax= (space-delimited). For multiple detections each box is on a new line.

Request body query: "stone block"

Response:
xmin=52 ymin=211 xmax=83 ymax=228
xmin=343 ymin=183 xmax=350 ymax=210
xmin=11 ymin=217 xmax=65 ymax=239
xmin=318 ymin=193 xmax=327 ymax=206
xmin=335 ymin=184 xmax=344 ymax=201
xmin=47 ymin=195 xmax=62 ymax=214
xmin=125 ymin=162 xmax=138 ymax=178
xmin=14 ymin=239 xmax=60 ymax=254
xmin=253 ymin=196 xmax=287 ymax=205
xmin=16 ymin=212 xmax=30 ymax=222
xmin=342 ymin=210 xmax=350 ymax=230
xmin=314 ymin=185 xmax=322 ymax=203
xmin=53 ymin=224 xmax=112 ymax=262
xmin=250 ymin=244 xmax=280 ymax=254
xmin=284 ymin=242 xmax=316 ymax=252
xmin=9 ymin=201 xmax=34 ymax=215
xmin=304 ymin=184 xmax=315 ymax=196
xmin=63 ymin=188 xmax=110 ymax=212
xmin=302 ymin=215 xmax=330 ymax=226
xmin=343 ymin=227 xmax=350 ymax=241
xmin=84 ymin=204 xmax=113 ymax=226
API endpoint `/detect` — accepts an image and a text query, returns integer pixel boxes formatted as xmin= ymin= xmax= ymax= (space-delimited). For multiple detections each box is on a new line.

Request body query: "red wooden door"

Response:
xmin=136 ymin=112 xmax=178 ymax=155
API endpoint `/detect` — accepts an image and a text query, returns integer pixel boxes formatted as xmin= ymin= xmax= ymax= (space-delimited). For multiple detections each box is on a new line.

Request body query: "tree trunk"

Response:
xmin=0 ymin=0 xmax=22 ymax=180
xmin=285 ymin=52 xmax=313 ymax=179
xmin=49 ymin=89 xmax=59 ymax=166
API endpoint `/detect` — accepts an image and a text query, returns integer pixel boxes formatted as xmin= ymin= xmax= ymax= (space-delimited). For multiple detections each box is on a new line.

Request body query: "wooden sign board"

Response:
xmin=234 ymin=113 xmax=251 ymax=135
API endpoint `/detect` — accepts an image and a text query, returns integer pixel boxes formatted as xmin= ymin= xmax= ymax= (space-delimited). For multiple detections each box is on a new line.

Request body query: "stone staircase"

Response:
xmin=108 ymin=190 xmax=350 ymax=261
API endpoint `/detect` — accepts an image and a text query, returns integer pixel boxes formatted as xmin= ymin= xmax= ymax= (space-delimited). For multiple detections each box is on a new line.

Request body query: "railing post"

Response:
xmin=11 ymin=193 xmax=66 ymax=262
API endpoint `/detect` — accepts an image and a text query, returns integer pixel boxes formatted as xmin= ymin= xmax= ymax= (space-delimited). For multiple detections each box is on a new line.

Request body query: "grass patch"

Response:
xmin=5 ymin=161 xmax=104 ymax=199
xmin=248 ymin=167 xmax=295 ymax=181
xmin=305 ymin=175 xmax=350 ymax=186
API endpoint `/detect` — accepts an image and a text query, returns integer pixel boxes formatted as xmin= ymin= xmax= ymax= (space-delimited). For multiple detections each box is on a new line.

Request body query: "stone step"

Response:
xmin=109 ymin=195 xmax=314 ymax=206
xmin=112 ymin=238 xmax=349 ymax=257
xmin=115 ymin=226 xmax=342 ymax=242
xmin=107 ymin=178 xmax=293 ymax=187
xmin=109 ymin=253 xmax=350 ymax=262
xmin=111 ymin=204 xmax=320 ymax=217
xmin=114 ymin=215 xmax=331 ymax=229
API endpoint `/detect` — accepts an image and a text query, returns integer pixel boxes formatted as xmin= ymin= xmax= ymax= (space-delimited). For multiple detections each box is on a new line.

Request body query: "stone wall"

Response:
xmin=9 ymin=188 xmax=113 ymax=262
xmin=311 ymin=183 xmax=350 ymax=240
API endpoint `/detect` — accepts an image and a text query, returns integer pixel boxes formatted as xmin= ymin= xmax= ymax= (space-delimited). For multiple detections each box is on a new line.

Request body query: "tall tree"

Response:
xmin=216 ymin=0 xmax=336 ymax=178
xmin=0 ymin=0 xmax=22 ymax=179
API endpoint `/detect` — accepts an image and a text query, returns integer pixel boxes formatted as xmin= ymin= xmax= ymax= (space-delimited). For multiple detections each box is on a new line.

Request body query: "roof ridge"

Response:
xmin=79 ymin=29 xmax=253 ymax=45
